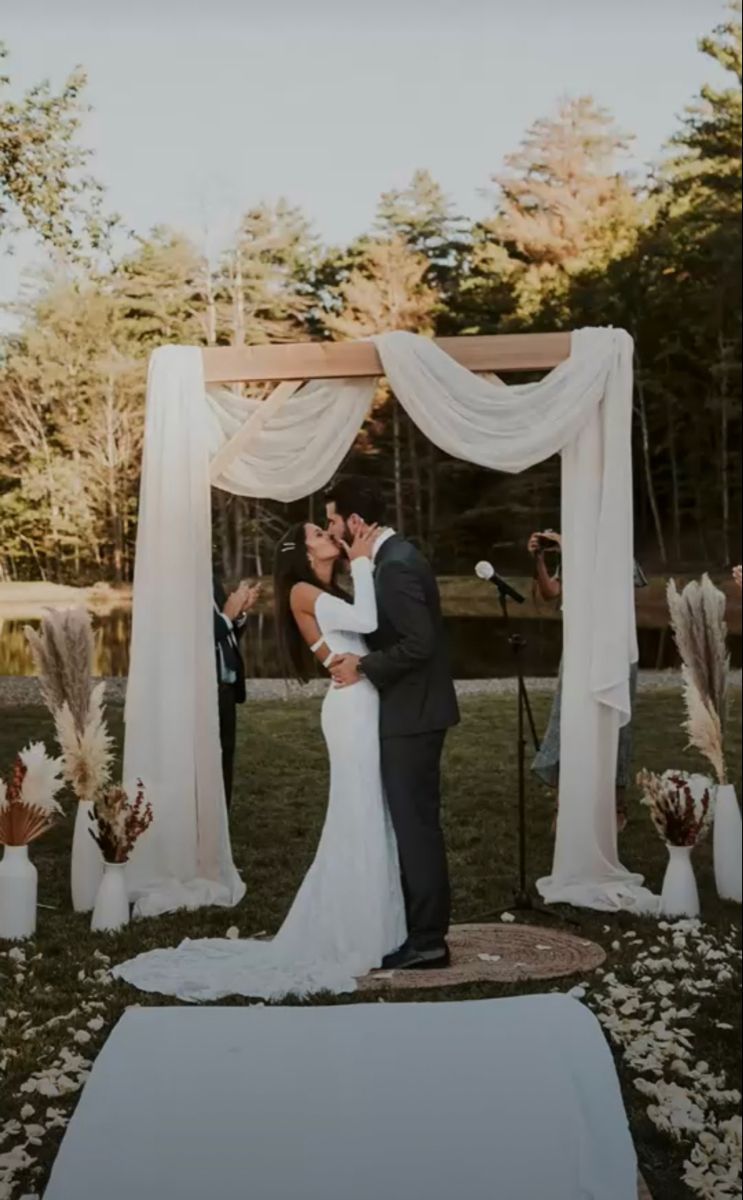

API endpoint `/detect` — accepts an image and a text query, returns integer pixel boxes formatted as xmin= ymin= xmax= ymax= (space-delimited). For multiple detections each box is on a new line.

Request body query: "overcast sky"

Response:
xmin=1 ymin=0 xmax=730 ymax=322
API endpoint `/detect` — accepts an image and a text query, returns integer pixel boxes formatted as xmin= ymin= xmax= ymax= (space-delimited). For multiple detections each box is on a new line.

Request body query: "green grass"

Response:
xmin=1 ymin=691 xmax=741 ymax=1199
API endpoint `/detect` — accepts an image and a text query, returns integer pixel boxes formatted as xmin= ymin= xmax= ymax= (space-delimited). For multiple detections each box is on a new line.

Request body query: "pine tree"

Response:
xmin=324 ymin=236 xmax=440 ymax=537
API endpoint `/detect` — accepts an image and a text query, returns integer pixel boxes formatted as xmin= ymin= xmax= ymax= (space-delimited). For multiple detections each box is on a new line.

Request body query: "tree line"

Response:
xmin=0 ymin=5 xmax=740 ymax=585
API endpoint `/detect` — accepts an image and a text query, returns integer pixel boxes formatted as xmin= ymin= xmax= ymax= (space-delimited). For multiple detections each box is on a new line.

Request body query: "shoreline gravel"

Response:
xmin=1 ymin=671 xmax=740 ymax=708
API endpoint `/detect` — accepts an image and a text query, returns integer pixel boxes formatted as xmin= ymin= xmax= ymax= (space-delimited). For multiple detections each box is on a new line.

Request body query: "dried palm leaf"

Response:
xmin=0 ymin=746 xmax=64 ymax=846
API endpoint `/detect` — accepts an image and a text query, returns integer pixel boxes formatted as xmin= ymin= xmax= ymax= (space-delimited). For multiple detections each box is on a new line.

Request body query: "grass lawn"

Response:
xmin=1 ymin=690 xmax=741 ymax=1199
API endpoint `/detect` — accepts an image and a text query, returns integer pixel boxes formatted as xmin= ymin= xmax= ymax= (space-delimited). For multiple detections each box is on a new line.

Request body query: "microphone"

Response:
xmin=475 ymin=561 xmax=526 ymax=605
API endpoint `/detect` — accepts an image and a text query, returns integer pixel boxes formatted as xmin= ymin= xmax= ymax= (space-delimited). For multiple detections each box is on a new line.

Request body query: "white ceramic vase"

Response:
xmin=91 ymin=861 xmax=130 ymax=933
xmin=71 ymin=800 xmax=103 ymax=913
xmin=713 ymin=784 xmax=742 ymax=903
xmin=660 ymin=844 xmax=700 ymax=919
xmin=0 ymin=845 xmax=37 ymax=940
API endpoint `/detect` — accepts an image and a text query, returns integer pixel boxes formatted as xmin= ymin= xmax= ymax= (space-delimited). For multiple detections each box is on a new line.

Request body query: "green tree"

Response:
xmin=484 ymin=95 xmax=645 ymax=326
xmin=114 ymin=227 xmax=208 ymax=348
xmin=325 ymin=235 xmax=440 ymax=538
xmin=0 ymin=43 xmax=110 ymax=256
xmin=220 ymin=199 xmax=318 ymax=346
xmin=375 ymin=168 xmax=469 ymax=298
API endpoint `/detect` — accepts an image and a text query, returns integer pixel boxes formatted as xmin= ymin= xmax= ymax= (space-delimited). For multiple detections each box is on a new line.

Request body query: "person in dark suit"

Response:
xmin=213 ymin=574 xmax=260 ymax=809
xmin=325 ymin=477 xmax=459 ymax=971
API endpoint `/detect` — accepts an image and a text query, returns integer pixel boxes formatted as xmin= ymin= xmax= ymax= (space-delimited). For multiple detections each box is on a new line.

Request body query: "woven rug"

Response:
xmin=360 ymin=922 xmax=606 ymax=990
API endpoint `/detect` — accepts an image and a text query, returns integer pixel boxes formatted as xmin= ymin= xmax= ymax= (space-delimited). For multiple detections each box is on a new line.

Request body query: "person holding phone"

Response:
xmin=527 ymin=529 xmax=643 ymax=833
xmin=213 ymin=574 xmax=261 ymax=809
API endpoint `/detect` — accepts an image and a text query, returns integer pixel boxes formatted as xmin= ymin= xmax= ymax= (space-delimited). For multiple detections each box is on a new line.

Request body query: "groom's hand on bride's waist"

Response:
xmin=330 ymin=654 xmax=361 ymax=687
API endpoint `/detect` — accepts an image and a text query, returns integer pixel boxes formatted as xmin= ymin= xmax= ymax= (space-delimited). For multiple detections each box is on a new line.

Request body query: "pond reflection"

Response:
xmin=2 ymin=609 xmax=740 ymax=679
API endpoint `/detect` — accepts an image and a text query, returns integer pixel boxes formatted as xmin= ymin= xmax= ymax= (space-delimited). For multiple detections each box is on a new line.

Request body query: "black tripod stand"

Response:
xmin=479 ymin=585 xmax=570 ymax=924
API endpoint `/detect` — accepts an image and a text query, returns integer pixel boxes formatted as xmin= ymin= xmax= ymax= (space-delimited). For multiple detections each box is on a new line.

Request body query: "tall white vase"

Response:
xmin=660 ymin=845 xmax=700 ymax=919
xmin=91 ymin=862 xmax=130 ymax=933
xmin=713 ymin=784 xmax=742 ymax=903
xmin=71 ymin=800 xmax=103 ymax=913
xmin=0 ymin=845 xmax=37 ymax=940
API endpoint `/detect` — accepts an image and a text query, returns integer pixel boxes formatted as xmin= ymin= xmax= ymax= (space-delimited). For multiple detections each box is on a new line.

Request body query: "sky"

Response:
xmin=0 ymin=0 xmax=732 ymax=322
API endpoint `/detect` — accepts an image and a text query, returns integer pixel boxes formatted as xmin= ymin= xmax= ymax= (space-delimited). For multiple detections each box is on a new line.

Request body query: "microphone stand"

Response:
xmin=478 ymin=583 xmax=573 ymax=925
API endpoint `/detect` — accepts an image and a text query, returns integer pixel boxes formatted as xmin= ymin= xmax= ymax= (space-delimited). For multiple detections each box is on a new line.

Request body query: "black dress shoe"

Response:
xmin=381 ymin=942 xmax=409 ymax=970
xmin=380 ymin=943 xmax=451 ymax=971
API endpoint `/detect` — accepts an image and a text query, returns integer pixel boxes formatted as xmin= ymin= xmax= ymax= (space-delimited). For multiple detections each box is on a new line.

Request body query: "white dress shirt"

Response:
xmin=371 ymin=528 xmax=396 ymax=564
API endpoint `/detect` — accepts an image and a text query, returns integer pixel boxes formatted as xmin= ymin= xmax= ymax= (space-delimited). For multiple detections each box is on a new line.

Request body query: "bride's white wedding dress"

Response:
xmin=113 ymin=558 xmax=406 ymax=1002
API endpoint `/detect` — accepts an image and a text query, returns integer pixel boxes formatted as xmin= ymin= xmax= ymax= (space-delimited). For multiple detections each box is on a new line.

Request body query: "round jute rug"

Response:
xmin=359 ymin=923 xmax=606 ymax=991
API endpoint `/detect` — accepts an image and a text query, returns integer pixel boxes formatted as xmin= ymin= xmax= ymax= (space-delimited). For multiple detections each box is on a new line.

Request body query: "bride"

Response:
xmin=113 ymin=522 xmax=406 ymax=1001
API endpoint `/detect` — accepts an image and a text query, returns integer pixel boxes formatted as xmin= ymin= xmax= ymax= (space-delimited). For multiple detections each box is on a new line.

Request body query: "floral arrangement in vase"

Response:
xmin=88 ymin=781 xmax=153 ymax=933
xmin=637 ymin=769 xmax=713 ymax=918
xmin=667 ymin=575 xmax=741 ymax=902
xmin=90 ymin=781 xmax=153 ymax=864
xmin=0 ymin=744 xmax=64 ymax=940
xmin=25 ymin=608 xmax=114 ymax=912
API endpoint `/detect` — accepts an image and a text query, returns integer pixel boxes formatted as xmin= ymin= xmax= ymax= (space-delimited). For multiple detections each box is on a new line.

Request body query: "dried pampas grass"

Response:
xmin=24 ymin=607 xmax=95 ymax=734
xmin=682 ymin=670 xmax=726 ymax=784
xmin=55 ymin=683 xmax=115 ymax=803
xmin=24 ymin=609 xmax=116 ymax=804
xmin=667 ymin=575 xmax=729 ymax=718
xmin=667 ymin=575 xmax=730 ymax=783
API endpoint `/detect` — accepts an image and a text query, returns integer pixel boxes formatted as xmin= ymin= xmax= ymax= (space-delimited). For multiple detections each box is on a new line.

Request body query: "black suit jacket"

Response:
xmin=361 ymin=536 xmax=459 ymax=739
xmin=213 ymin=576 xmax=247 ymax=705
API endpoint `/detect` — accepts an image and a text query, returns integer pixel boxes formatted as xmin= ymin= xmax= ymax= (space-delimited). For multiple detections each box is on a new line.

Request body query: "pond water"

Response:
xmin=2 ymin=609 xmax=740 ymax=679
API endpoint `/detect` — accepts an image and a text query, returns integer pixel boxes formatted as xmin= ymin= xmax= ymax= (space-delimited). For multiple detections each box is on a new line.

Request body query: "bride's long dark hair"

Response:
xmin=273 ymin=522 xmax=346 ymax=682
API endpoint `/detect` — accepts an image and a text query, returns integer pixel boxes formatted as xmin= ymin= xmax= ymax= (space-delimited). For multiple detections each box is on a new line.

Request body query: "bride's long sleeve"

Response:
xmin=315 ymin=559 xmax=378 ymax=635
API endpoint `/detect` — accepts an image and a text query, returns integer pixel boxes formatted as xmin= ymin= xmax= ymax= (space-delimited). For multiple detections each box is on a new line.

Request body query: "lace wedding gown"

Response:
xmin=113 ymin=558 xmax=406 ymax=1002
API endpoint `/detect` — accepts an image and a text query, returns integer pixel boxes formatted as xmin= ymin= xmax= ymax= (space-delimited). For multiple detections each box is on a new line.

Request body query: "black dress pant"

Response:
xmin=218 ymin=682 xmax=237 ymax=810
xmin=381 ymin=730 xmax=450 ymax=952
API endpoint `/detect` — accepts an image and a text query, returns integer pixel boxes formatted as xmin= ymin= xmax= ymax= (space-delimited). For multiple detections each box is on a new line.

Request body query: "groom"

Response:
xmin=325 ymin=477 xmax=459 ymax=970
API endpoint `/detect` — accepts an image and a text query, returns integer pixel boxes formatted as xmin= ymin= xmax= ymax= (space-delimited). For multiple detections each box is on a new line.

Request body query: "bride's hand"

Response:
xmin=341 ymin=524 xmax=379 ymax=562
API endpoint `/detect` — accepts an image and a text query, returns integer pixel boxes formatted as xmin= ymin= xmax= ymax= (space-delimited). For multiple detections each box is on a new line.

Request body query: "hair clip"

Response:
xmin=280 ymin=542 xmax=296 ymax=553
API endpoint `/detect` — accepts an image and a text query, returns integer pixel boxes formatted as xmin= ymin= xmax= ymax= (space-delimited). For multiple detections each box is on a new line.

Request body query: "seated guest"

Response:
xmin=213 ymin=574 xmax=260 ymax=809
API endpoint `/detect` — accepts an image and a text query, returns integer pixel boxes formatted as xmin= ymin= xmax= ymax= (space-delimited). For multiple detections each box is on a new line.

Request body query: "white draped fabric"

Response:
xmin=124 ymin=328 xmax=656 ymax=918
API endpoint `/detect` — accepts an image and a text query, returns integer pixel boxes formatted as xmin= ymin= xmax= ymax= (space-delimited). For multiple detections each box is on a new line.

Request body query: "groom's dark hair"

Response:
xmin=325 ymin=476 xmax=387 ymax=525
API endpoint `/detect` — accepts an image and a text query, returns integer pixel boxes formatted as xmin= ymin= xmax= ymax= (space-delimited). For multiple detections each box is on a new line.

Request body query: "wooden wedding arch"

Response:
xmin=202 ymin=331 xmax=571 ymax=481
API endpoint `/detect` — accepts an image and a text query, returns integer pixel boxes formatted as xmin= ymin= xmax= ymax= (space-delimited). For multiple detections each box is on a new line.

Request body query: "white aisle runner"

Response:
xmin=44 ymin=996 xmax=638 ymax=1200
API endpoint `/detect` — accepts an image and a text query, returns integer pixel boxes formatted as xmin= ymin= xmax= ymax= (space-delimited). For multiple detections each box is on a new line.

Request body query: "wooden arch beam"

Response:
xmin=202 ymin=332 xmax=571 ymax=384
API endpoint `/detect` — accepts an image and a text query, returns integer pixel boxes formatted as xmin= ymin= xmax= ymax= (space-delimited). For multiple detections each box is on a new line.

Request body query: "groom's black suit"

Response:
xmin=360 ymin=535 xmax=459 ymax=953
